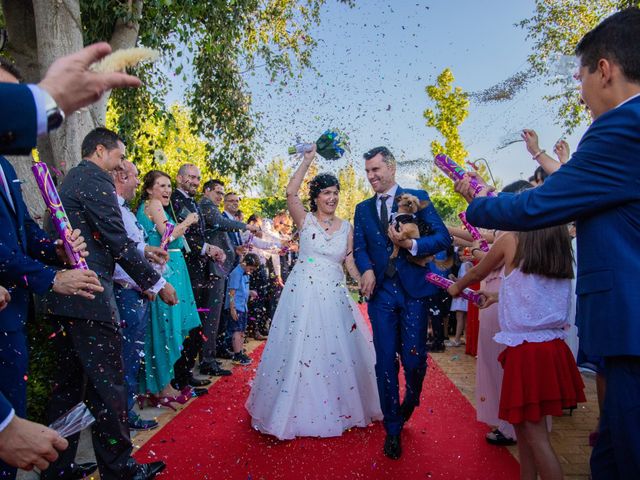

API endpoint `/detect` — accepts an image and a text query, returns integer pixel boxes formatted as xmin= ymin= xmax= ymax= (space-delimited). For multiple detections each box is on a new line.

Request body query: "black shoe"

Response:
xmin=188 ymin=376 xmax=211 ymax=387
xmin=485 ymin=428 xmax=517 ymax=446
xmin=232 ymin=353 xmax=252 ymax=366
xmin=217 ymin=349 xmax=233 ymax=359
xmin=128 ymin=412 xmax=159 ymax=431
xmin=399 ymin=402 xmax=415 ymax=423
xmin=57 ymin=462 xmax=98 ymax=480
xmin=200 ymin=363 xmax=232 ymax=376
xmin=131 ymin=461 xmax=166 ymax=480
xmin=383 ymin=434 xmax=402 ymax=460
xmin=430 ymin=343 xmax=446 ymax=353
xmin=191 ymin=387 xmax=209 ymax=397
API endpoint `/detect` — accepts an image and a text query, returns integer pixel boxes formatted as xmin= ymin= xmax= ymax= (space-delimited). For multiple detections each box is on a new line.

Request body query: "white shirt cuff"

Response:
xmin=408 ymin=240 xmax=419 ymax=256
xmin=0 ymin=409 xmax=15 ymax=432
xmin=201 ymin=243 xmax=208 ymax=256
xmin=26 ymin=84 xmax=48 ymax=137
xmin=148 ymin=277 xmax=167 ymax=295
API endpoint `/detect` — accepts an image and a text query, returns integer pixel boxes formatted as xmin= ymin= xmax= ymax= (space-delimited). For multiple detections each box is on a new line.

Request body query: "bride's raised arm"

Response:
xmin=345 ymin=225 xmax=362 ymax=284
xmin=286 ymin=144 xmax=317 ymax=230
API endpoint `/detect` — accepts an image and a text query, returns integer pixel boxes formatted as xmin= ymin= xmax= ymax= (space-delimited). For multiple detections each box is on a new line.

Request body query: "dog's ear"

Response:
xmin=419 ymin=200 xmax=430 ymax=210
xmin=394 ymin=194 xmax=404 ymax=203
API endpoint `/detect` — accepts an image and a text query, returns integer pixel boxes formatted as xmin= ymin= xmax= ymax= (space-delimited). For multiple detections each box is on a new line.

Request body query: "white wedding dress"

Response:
xmin=246 ymin=213 xmax=382 ymax=440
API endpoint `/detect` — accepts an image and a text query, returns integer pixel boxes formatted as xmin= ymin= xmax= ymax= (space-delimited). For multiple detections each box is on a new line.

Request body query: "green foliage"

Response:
xmin=336 ymin=163 xmax=370 ymax=222
xmin=26 ymin=311 xmax=55 ymax=424
xmin=518 ymin=0 xmax=639 ymax=132
xmin=253 ymin=157 xmax=293 ymax=198
xmin=81 ymin=0 xmax=353 ymax=178
xmin=421 ymin=68 xmax=472 ymax=222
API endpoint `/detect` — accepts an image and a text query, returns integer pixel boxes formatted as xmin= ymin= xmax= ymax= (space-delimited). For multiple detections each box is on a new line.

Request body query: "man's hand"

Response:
xmin=55 ymin=229 xmax=88 ymax=265
xmin=246 ymin=224 xmax=260 ymax=233
xmin=359 ymin=269 xmax=376 ymax=298
xmin=453 ymin=172 xmax=493 ymax=204
xmin=158 ymin=283 xmax=178 ymax=306
xmin=387 ymin=226 xmax=412 ymax=250
xmin=0 ymin=416 xmax=68 ymax=471
xmin=207 ymin=245 xmax=226 ymax=263
xmin=38 ymin=42 xmax=142 ymax=116
xmin=52 ymin=269 xmax=103 ymax=299
xmin=0 ymin=286 xmax=10 ymax=312
xmin=144 ymin=246 xmax=169 ymax=265
xmin=554 ymin=139 xmax=570 ymax=164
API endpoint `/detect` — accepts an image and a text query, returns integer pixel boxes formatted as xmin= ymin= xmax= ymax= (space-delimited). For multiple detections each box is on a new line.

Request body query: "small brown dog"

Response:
xmin=390 ymin=193 xmax=434 ymax=267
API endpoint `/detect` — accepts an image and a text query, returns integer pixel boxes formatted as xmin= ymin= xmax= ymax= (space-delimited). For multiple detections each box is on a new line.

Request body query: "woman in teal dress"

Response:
xmin=136 ymin=170 xmax=201 ymax=406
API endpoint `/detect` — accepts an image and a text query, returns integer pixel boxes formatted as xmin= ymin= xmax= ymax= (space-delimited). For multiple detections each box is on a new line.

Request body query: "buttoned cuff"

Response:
xmin=0 ymin=409 xmax=15 ymax=433
xmin=26 ymin=84 xmax=48 ymax=137
xmin=408 ymin=240 xmax=419 ymax=256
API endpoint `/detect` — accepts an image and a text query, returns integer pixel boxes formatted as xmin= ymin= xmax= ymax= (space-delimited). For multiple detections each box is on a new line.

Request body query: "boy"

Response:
xmin=225 ymin=253 xmax=260 ymax=365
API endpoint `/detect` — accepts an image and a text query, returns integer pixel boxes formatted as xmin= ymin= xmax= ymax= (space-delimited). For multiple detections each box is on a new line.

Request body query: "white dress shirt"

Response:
xmin=113 ymin=195 xmax=166 ymax=294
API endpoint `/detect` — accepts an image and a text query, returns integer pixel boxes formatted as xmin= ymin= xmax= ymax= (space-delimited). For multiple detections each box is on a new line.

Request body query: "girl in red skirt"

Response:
xmin=449 ymin=224 xmax=586 ymax=480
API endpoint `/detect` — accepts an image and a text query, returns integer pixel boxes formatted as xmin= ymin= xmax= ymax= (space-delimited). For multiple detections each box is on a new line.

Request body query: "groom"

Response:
xmin=354 ymin=146 xmax=451 ymax=459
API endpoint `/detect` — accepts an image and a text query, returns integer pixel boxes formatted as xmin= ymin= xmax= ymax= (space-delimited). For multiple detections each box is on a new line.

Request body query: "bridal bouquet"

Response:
xmin=32 ymin=161 xmax=89 ymax=270
xmin=288 ymin=129 xmax=350 ymax=160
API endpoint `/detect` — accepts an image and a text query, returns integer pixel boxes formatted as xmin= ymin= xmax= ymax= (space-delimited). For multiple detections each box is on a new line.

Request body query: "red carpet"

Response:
xmin=135 ymin=306 xmax=520 ymax=479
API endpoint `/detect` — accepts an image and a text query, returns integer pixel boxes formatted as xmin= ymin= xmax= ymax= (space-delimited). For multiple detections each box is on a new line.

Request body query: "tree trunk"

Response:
xmin=31 ymin=0 xmax=94 ymax=173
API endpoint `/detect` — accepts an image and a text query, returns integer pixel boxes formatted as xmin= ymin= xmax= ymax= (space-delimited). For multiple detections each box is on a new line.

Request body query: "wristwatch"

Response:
xmin=42 ymin=89 xmax=65 ymax=132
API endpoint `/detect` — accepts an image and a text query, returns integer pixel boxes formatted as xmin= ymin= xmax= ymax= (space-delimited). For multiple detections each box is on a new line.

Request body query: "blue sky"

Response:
xmin=169 ymin=0 xmax=588 ymax=189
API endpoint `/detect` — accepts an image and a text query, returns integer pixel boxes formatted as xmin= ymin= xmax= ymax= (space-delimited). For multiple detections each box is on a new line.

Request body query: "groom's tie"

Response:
xmin=379 ymin=194 xmax=396 ymax=277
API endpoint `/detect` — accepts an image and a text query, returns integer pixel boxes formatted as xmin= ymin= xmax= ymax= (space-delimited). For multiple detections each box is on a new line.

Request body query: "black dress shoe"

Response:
xmin=383 ymin=434 xmax=402 ymax=460
xmin=57 ymin=462 xmax=98 ymax=480
xmin=131 ymin=461 xmax=166 ymax=480
xmin=199 ymin=363 xmax=232 ymax=376
xmin=399 ymin=401 xmax=415 ymax=423
xmin=216 ymin=349 xmax=233 ymax=360
xmin=188 ymin=376 xmax=211 ymax=387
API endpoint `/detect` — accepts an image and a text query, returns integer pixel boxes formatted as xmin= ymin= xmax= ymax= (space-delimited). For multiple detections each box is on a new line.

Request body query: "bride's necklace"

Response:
xmin=318 ymin=215 xmax=336 ymax=227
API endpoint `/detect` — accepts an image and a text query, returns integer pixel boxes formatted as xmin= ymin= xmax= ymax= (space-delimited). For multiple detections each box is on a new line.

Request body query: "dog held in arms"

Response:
xmin=389 ymin=193 xmax=434 ymax=267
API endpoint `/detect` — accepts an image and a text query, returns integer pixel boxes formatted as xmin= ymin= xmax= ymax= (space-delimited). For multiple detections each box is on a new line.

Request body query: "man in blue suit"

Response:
xmin=354 ymin=146 xmax=451 ymax=459
xmin=456 ymin=9 xmax=640 ymax=479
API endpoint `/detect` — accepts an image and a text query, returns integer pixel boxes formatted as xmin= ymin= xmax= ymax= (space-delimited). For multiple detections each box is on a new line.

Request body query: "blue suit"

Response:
xmin=466 ymin=95 xmax=640 ymax=479
xmin=354 ymin=186 xmax=450 ymax=434
xmin=0 ymin=84 xmax=38 ymax=155
xmin=0 ymin=156 xmax=58 ymax=477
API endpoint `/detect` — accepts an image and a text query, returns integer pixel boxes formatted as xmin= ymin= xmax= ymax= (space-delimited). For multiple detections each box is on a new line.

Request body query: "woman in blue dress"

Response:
xmin=136 ymin=170 xmax=201 ymax=408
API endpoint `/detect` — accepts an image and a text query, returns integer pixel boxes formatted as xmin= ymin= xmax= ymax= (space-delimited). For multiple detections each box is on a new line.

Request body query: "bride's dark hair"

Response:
xmin=308 ymin=173 xmax=340 ymax=212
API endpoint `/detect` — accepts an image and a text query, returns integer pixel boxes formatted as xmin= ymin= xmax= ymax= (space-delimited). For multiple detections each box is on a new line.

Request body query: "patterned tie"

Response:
xmin=379 ymin=194 xmax=396 ymax=277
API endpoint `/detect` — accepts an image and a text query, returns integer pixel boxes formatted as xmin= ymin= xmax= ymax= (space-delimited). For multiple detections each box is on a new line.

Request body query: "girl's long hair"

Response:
xmin=514 ymin=226 xmax=574 ymax=279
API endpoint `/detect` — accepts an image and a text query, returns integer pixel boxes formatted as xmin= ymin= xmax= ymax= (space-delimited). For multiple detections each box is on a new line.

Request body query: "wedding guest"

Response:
xmin=224 ymin=253 xmax=260 ymax=365
xmin=137 ymin=170 xmax=202 ymax=407
xmin=170 ymin=164 xmax=225 ymax=391
xmin=235 ymin=209 xmax=244 ymax=222
xmin=199 ymin=181 xmax=257 ymax=375
xmin=449 ymin=223 xmax=585 ymax=480
xmin=447 ymin=253 xmax=472 ymax=347
xmin=113 ymin=161 xmax=171 ymax=430
xmin=43 ymin=128 xmax=171 ymax=480
xmin=456 ymin=10 xmax=640 ymax=477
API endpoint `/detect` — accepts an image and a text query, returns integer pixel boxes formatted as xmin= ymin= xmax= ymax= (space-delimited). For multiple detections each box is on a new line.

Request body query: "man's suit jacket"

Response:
xmin=0 ymin=84 xmax=38 ymax=155
xmin=0 ymin=156 xmax=59 ymax=421
xmin=199 ymin=197 xmax=246 ymax=274
xmin=466 ymin=95 xmax=640 ymax=357
xmin=170 ymin=189 xmax=211 ymax=287
xmin=45 ymin=160 xmax=160 ymax=322
xmin=353 ymin=186 xmax=451 ymax=299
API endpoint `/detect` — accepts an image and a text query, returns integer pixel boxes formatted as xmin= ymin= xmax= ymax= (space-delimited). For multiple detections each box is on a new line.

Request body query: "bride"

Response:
xmin=245 ymin=145 xmax=382 ymax=440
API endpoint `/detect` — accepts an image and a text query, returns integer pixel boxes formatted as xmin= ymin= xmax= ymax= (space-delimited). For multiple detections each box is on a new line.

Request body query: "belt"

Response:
xmin=167 ymin=248 xmax=181 ymax=252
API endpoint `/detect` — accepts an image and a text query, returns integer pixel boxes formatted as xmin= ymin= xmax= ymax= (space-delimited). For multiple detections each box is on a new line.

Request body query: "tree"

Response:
xmin=1 ymin=0 xmax=353 ymax=181
xmin=336 ymin=163 xmax=369 ymax=222
xmin=420 ymin=68 xmax=478 ymax=223
xmin=253 ymin=157 xmax=293 ymax=199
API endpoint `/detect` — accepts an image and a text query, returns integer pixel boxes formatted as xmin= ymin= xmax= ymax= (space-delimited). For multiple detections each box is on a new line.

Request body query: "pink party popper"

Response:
xmin=433 ymin=154 xmax=495 ymax=198
xmin=425 ymin=272 xmax=483 ymax=305
xmin=160 ymin=221 xmax=175 ymax=251
xmin=31 ymin=162 xmax=89 ymax=270
xmin=458 ymin=212 xmax=490 ymax=252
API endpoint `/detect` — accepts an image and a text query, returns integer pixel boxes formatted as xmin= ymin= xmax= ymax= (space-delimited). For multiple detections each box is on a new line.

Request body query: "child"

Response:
xmin=447 ymin=249 xmax=472 ymax=347
xmin=225 ymin=253 xmax=260 ymax=365
xmin=449 ymin=225 xmax=585 ymax=480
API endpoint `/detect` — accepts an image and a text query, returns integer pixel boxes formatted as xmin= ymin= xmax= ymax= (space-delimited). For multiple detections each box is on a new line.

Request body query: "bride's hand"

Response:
xmin=303 ymin=143 xmax=317 ymax=162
